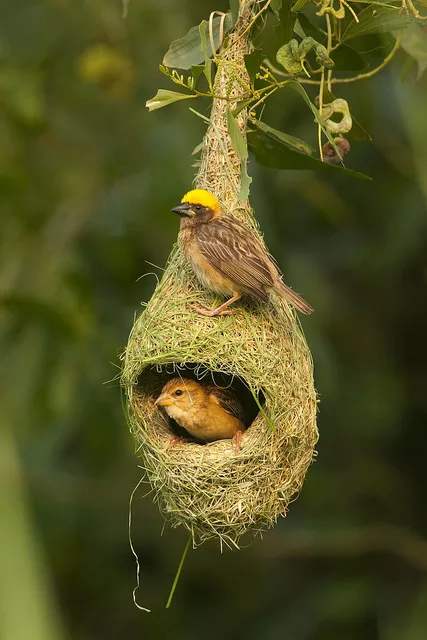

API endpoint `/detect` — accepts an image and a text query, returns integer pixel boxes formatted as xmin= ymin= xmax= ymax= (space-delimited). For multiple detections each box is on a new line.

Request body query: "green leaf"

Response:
xmin=399 ymin=23 xmax=427 ymax=79
xmin=199 ymin=21 xmax=213 ymax=90
xmin=145 ymin=89 xmax=197 ymax=111
xmin=350 ymin=113 xmax=373 ymax=143
xmin=248 ymin=127 xmax=371 ymax=180
xmin=252 ymin=119 xmax=314 ymax=155
xmin=251 ymin=6 xmax=291 ymax=62
xmin=227 ymin=110 xmax=247 ymax=165
xmin=277 ymin=37 xmax=334 ymax=75
xmin=284 ymin=81 xmax=339 ymax=152
xmin=291 ymin=0 xmax=311 ymax=12
xmin=229 ymin=0 xmax=239 ymax=23
xmin=277 ymin=39 xmax=303 ymax=74
xmin=270 ymin=0 xmax=283 ymax=18
xmin=342 ymin=7 xmax=414 ymax=42
xmin=346 ymin=32 xmax=395 ymax=71
xmin=332 ymin=44 xmax=366 ymax=72
xmin=191 ymin=141 xmax=204 ymax=156
xmin=163 ymin=14 xmax=233 ymax=69
xmin=226 ymin=110 xmax=252 ymax=201
xmin=233 ymin=97 xmax=255 ymax=117
xmin=275 ymin=0 xmax=296 ymax=43
xmin=297 ymin=14 xmax=323 ymax=40
xmin=190 ymin=64 xmax=205 ymax=88
xmin=285 ymin=82 xmax=352 ymax=160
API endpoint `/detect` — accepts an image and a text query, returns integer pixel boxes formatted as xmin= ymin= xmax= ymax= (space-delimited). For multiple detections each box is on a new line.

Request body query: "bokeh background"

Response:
xmin=1 ymin=1 xmax=427 ymax=639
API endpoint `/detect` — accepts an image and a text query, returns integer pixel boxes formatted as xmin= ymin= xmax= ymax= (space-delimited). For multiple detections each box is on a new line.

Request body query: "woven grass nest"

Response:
xmin=122 ymin=4 xmax=318 ymax=548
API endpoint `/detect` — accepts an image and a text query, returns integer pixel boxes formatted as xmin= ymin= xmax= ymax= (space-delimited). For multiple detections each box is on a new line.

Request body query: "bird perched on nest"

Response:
xmin=155 ymin=378 xmax=245 ymax=449
xmin=171 ymin=188 xmax=313 ymax=317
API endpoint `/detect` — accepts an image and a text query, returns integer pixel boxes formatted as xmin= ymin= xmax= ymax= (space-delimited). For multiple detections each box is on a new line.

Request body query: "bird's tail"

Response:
xmin=275 ymin=280 xmax=313 ymax=315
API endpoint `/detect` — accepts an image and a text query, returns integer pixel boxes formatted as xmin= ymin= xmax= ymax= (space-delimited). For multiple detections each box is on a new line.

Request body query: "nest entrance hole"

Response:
xmin=136 ymin=362 xmax=265 ymax=444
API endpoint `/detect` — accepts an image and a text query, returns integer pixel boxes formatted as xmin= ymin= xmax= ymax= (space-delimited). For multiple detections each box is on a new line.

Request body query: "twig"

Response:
xmin=331 ymin=36 xmax=401 ymax=84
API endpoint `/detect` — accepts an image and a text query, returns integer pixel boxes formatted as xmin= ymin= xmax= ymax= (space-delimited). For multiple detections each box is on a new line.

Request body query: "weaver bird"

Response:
xmin=155 ymin=378 xmax=245 ymax=448
xmin=171 ymin=188 xmax=313 ymax=317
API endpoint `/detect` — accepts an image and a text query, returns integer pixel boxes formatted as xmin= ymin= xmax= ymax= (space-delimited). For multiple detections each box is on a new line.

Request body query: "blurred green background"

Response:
xmin=1 ymin=1 xmax=427 ymax=638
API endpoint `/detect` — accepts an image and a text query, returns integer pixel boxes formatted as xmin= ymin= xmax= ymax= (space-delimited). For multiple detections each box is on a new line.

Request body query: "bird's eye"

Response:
xmin=195 ymin=205 xmax=201 ymax=211
xmin=174 ymin=389 xmax=183 ymax=396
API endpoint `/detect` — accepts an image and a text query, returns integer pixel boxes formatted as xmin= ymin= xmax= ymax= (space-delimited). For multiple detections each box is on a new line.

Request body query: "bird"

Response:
xmin=171 ymin=188 xmax=313 ymax=317
xmin=155 ymin=377 xmax=245 ymax=449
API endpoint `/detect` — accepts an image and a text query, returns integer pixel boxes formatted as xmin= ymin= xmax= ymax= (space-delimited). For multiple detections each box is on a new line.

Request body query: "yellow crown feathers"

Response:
xmin=181 ymin=189 xmax=220 ymax=211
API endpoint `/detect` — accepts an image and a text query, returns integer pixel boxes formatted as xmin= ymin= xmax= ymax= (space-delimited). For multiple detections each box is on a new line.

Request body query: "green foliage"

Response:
xmin=147 ymin=0 xmax=427 ymax=188
xmin=162 ymin=13 xmax=234 ymax=69
xmin=146 ymin=88 xmax=197 ymax=111
xmin=342 ymin=6 xmax=415 ymax=41
xmin=199 ymin=21 xmax=214 ymax=90
xmin=249 ymin=118 xmax=370 ymax=179
xmin=331 ymin=44 xmax=365 ymax=73
xmin=252 ymin=118 xmax=314 ymax=155
xmin=276 ymin=37 xmax=334 ymax=75
xmin=291 ymin=0 xmax=311 ymax=12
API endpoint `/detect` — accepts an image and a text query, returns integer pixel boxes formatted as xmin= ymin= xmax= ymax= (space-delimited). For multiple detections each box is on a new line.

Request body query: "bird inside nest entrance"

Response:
xmin=137 ymin=363 xmax=265 ymax=447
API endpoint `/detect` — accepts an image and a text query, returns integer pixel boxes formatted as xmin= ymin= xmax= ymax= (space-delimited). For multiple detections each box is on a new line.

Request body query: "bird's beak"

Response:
xmin=171 ymin=203 xmax=194 ymax=217
xmin=155 ymin=393 xmax=173 ymax=408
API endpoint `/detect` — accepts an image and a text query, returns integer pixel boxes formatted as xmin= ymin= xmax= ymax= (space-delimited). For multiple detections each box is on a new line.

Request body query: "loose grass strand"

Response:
xmin=165 ymin=536 xmax=192 ymax=609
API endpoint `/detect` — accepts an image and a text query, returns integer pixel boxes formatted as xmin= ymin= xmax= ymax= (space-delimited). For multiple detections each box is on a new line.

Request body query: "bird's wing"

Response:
xmin=208 ymin=386 xmax=245 ymax=423
xmin=196 ymin=218 xmax=275 ymax=301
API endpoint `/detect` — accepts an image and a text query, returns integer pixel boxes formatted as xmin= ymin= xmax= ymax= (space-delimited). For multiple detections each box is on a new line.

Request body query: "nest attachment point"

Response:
xmin=122 ymin=4 xmax=318 ymax=548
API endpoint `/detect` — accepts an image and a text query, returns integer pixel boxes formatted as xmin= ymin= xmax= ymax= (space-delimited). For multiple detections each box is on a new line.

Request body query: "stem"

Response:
xmin=250 ymin=85 xmax=278 ymax=112
xmin=342 ymin=0 xmax=360 ymax=23
xmin=165 ymin=536 xmax=192 ymax=609
xmin=332 ymin=36 xmax=401 ymax=84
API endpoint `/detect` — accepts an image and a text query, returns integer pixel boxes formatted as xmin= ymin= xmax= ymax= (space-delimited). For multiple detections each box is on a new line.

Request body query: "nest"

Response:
xmin=122 ymin=3 xmax=318 ymax=548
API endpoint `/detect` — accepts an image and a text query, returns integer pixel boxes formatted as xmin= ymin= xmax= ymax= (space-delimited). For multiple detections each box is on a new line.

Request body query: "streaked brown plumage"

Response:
xmin=155 ymin=377 xmax=245 ymax=446
xmin=172 ymin=189 xmax=313 ymax=317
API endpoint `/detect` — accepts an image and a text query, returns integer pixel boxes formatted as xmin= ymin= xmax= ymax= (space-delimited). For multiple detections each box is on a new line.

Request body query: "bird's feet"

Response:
xmin=232 ymin=430 xmax=243 ymax=453
xmin=168 ymin=434 xmax=186 ymax=446
xmin=191 ymin=303 xmax=234 ymax=317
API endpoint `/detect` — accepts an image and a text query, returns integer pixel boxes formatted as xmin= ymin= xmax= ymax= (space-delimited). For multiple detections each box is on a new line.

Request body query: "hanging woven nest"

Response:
xmin=122 ymin=2 xmax=318 ymax=548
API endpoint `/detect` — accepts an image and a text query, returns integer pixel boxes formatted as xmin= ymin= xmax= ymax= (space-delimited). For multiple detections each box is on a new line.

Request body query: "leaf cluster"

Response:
xmin=146 ymin=0 xmax=427 ymax=189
